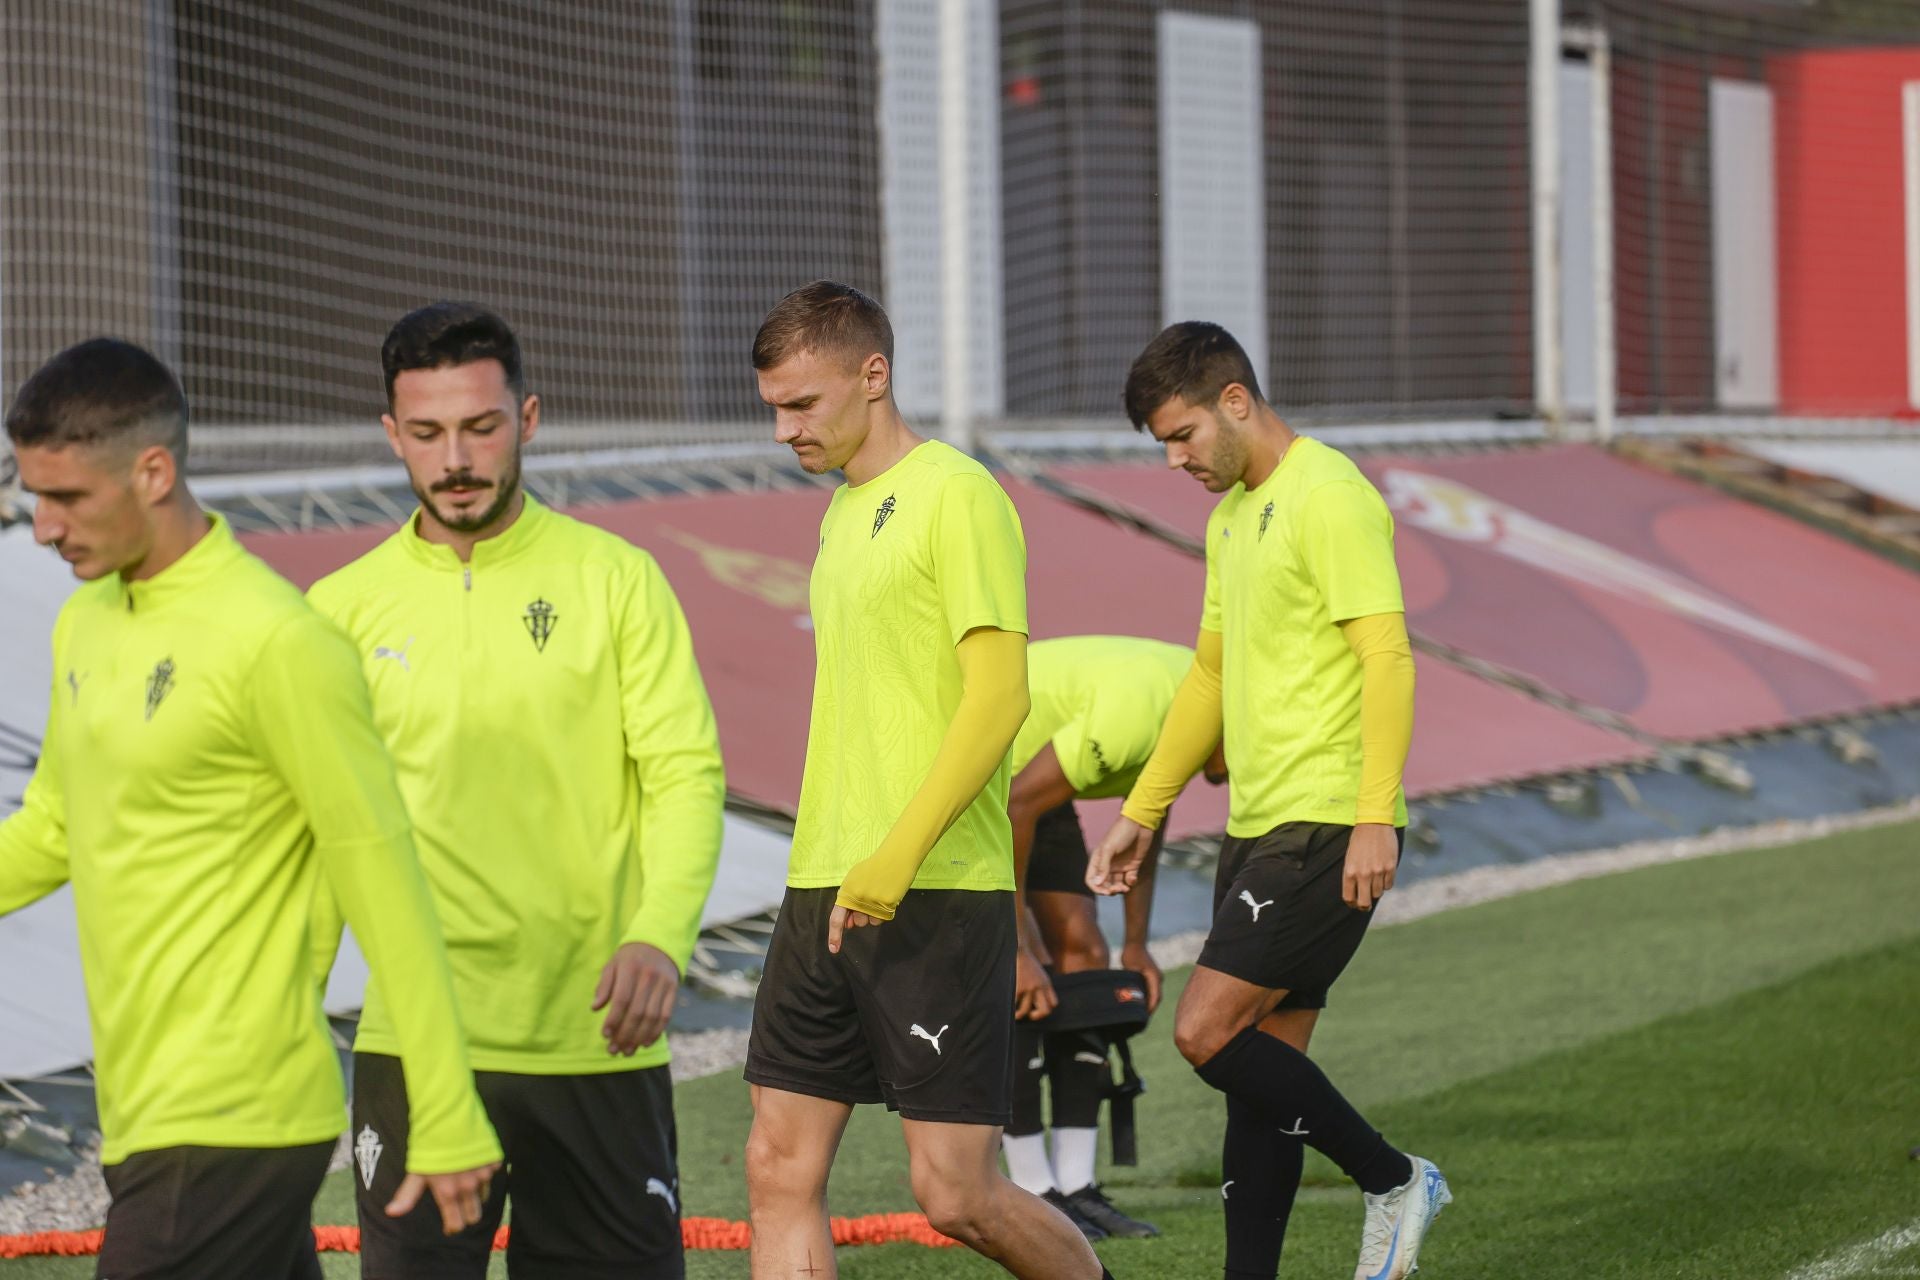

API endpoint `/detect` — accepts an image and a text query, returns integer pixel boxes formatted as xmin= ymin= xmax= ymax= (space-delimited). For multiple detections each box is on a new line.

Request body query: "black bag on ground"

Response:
xmin=1034 ymin=968 xmax=1153 ymax=1165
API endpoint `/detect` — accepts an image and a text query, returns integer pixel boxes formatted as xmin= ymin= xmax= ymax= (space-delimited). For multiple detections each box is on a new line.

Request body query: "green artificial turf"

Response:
xmin=6 ymin=820 xmax=1917 ymax=1278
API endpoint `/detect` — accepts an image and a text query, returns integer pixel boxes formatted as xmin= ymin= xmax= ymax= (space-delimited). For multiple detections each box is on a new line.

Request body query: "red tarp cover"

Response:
xmin=245 ymin=474 xmax=1646 ymax=830
xmin=1051 ymin=443 xmax=1920 ymax=739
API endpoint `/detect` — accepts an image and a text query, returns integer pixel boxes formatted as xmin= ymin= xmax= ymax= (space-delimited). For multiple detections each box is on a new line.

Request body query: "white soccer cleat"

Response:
xmin=1353 ymin=1156 xmax=1451 ymax=1280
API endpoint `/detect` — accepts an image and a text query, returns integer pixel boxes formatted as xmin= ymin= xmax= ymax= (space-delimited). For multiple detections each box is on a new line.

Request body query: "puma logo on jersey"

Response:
xmin=373 ymin=638 xmax=413 ymax=672
xmin=354 ymin=1124 xmax=383 ymax=1190
xmin=1239 ymin=889 xmax=1274 ymax=922
xmin=910 ymin=1023 xmax=949 ymax=1055
xmin=645 ymin=1176 xmax=678 ymax=1213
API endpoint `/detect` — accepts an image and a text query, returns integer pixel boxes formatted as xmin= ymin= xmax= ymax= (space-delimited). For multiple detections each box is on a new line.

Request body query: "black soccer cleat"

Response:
xmin=1066 ymin=1184 xmax=1160 ymax=1239
xmin=1043 ymin=1188 xmax=1110 ymax=1241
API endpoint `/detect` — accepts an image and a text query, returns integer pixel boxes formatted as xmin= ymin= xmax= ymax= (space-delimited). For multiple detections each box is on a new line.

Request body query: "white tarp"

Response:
xmin=1744 ymin=439 xmax=1920 ymax=512
xmin=0 ymin=524 xmax=790 ymax=1079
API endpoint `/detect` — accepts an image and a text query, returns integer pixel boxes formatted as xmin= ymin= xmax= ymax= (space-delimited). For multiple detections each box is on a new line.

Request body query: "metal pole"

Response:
xmin=938 ymin=0 xmax=974 ymax=453
xmin=1590 ymin=22 xmax=1616 ymax=442
xmin=1530 ymin=0 xmax=1564 ymax=433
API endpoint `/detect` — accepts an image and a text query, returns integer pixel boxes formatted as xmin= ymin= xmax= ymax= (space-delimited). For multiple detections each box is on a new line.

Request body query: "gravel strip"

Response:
xmin=5 ymin=798 xmax=1915 ymax=1236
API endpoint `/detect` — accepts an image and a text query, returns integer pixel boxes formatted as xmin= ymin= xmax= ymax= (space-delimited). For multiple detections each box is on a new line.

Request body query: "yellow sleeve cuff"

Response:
xmin=1120 ymin=629 xmax=1223 ymax=831
xmin=1340 ymin=613 xmax=1415 ymax=823
xmin=835 ymin=628 xmax=1030 ymax=919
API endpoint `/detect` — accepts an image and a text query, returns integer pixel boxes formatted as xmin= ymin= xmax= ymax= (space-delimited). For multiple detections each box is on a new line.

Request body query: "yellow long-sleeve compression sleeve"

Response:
xmin=1340 ymin=611 xmax=1416 ymax=824
xmin=835 ymin=627 xmax=1030 ymax=920
xmin=1120 ymin=628 xmax=1224 ymax=831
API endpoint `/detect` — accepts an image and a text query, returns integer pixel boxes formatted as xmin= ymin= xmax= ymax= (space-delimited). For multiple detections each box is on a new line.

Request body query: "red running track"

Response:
xmin=1050 ymin=443 xmax=1920 ymax=740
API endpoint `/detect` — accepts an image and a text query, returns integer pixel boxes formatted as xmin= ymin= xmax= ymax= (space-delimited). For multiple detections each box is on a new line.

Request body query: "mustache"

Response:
xmin=431 ymin=474 xmax=493 ymax=494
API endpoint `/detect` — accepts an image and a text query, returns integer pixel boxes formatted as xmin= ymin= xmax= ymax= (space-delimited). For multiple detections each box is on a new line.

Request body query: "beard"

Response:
xmin=416 ymin=446 xmax=522 ymax=534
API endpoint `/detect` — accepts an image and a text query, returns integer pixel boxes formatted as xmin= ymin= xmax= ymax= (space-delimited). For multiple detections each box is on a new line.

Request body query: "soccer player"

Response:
xmin=0 ymin=339 xmax=500 ymax=1278
xmin=1003 ymin=633 xmax=1225 ymax=1241
xmin=308 ymin=303 xmax=725 ymax=1279
xmin=1089 ymin=323 xmax=1451 ymax=1280
xmin=744 ymin=282 xmax=1114 ymax=1280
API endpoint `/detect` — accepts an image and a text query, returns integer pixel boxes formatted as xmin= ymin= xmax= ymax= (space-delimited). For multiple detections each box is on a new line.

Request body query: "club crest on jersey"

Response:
xmin=354 ymin=1124 xmax=383 ymax=1190
xmin=523 ymin=598 xmax=557 ymax=652
xmin=1259 ymin=500 xmax=1275 ymax=540
xmin=872 ymin=494 xmax=896 ymax=538
xmin=144 ymin=659 xmax=174 ymax=721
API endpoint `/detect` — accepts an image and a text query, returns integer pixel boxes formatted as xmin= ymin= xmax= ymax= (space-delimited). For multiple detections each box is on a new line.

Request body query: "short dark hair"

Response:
xmin=752 ymin=280 xmax=893 ymax=371
xmin=5 ymin=338 xmax=188 ymax=458
xmin=381 ymin=302 xmax=526 ymax=404
xmin=1122 ymin=322 xmax=1266 ymax=431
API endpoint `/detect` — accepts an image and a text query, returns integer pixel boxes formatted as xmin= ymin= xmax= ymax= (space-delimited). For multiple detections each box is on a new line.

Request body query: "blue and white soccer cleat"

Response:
xmin=1353 ymin=1156 xmax=1451 ymax=1280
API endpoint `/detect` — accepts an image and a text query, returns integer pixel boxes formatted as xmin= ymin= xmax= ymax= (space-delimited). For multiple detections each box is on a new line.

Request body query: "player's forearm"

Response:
xmin=0 ymin=808 xmax=70 ymax=916
xmin=620 ymin=745 xmax=726 ymax=974
xmin=836 ymin=628 xmax=1029 ymax=920
xmin=321 ymin=832 xmax=501 ymax=1172
xmin=1121 ymin=831 xmax=1162 ymax=948
xmin=1340 ymin=613 xmax=1415 ymax=824
xmin=1120 ymin=629 xmax=1224 ymax=830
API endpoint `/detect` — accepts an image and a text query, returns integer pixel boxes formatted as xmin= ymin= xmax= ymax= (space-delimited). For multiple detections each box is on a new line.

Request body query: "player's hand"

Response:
xmin=1014 ymin=945 xmax=1058 ymax=1021
xmin=827 ymin=904 xmax=880 ymax=954
xmin=1087 ymin=816 xmax=1156 ymax=895
xmin=1120 ymin=941 xmax=1162 ymax=1014
xmin=386 ymin=1162 xmax=500 ymax=1235
xmin=591 ymin=942 xmax=681 ymax=1054
xmin=1342 ymin=823 xmax=1400 ymax=911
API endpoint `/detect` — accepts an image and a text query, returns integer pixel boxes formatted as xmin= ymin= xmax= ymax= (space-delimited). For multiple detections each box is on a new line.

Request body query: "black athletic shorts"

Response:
xmin=745 ymin=886 xmax=1017 ymax=1125
xmin=1026 ymin=802 xmax=1094 ymax=897
xmin=351 ymin=1052 xmax=683 ymax=1280
xmin=95 ymin=1140 xmax=331 ymax=1280
xmin=1197 ymin=822 xmax=1404 ymax=1010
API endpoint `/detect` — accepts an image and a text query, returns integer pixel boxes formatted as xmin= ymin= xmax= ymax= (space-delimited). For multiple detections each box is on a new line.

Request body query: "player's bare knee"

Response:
xmin=912 ymin=1181 xmax=990 ymax=1246
xmin=1174 ymin=1006 xmax=1230 ymax=1067
xmin=744 ymin=1125 xmax=824 ymax=1204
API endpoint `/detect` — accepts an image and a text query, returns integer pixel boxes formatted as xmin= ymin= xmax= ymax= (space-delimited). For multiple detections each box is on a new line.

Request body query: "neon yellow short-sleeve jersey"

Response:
xmin=308 ymin=497 xmax=725 ymax=1075
xmin=788 ymin=441 xmax=1028 ymax=892
xmin=1203 ymin=436 xmax=1410 ymax=835
xmin=1012 ymin=636 xmax=1194 ymax=799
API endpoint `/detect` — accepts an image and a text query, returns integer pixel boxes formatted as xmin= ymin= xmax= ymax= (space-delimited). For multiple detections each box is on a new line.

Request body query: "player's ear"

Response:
xmin=519 ymin=394 xmax=541 ymax=444
xmin=381 ymin=413 xmax=404 ymax=461
xmin=130 ymin=442 xmax=178 ymax=507
xmin=1219 ymin=383 xmax=1252 ymax=420
xmin=863 ymin=353 xmax=891 ymax=403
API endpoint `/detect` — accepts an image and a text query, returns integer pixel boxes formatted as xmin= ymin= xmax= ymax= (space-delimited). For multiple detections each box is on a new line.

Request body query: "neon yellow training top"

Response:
xmin=308 ymin=497 xmax=725 ymax=1075
xmin=0 ymin=515 xmax=499 ymax=1172
xmin=1013 ymin=636 xmax=1194 ymax=799
xmin=1199 ymin=436 xmax=1410 ymax=836
xmin=789 ymin=441 xmax=1029 ymax=894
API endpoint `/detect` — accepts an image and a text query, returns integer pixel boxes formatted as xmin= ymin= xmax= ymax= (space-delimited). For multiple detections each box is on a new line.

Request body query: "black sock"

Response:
xmin=1196 ymin=1026 xmax=1412 ymax=1195
xmin=1045 ymin=1028 xmax=1108 ymax=1129
xmin=1221 ymin=1096 xmax=1304 ymax=1278
xmin=1008 ymin=1022 xmax=1045 ymax=1136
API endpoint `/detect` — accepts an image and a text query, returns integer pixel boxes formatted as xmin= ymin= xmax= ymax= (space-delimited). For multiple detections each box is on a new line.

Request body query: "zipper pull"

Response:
xmin=464 ymin=566 xmax=472 ymax=592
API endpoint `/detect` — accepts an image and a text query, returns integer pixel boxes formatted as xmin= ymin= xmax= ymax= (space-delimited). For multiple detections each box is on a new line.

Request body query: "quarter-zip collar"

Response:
xmin=119 ymin=512 xmax=240 ymax=613
xmin=398 ymin=493 xmax=551 ymax=576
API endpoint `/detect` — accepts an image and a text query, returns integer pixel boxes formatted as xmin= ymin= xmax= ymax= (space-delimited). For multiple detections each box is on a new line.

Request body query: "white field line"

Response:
xmin=1783 ymin=1218 xmax=1920 ymax=1280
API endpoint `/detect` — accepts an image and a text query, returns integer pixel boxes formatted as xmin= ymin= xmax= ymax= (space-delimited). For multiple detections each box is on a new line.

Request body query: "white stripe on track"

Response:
xmin=1784 ymin=1219 xmax=1920 ymax=1280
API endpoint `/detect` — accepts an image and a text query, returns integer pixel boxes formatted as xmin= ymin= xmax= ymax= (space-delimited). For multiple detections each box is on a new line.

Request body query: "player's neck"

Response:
xmin=122 ymin=493 xmax=211 ymax=583
xmin=1237 ymin=410 xmax=1299 ymax=491
xmin=842 ymin=407 xmax=924 ymax=488
xmin=417 ymin=488 xmax=528 ymax=563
